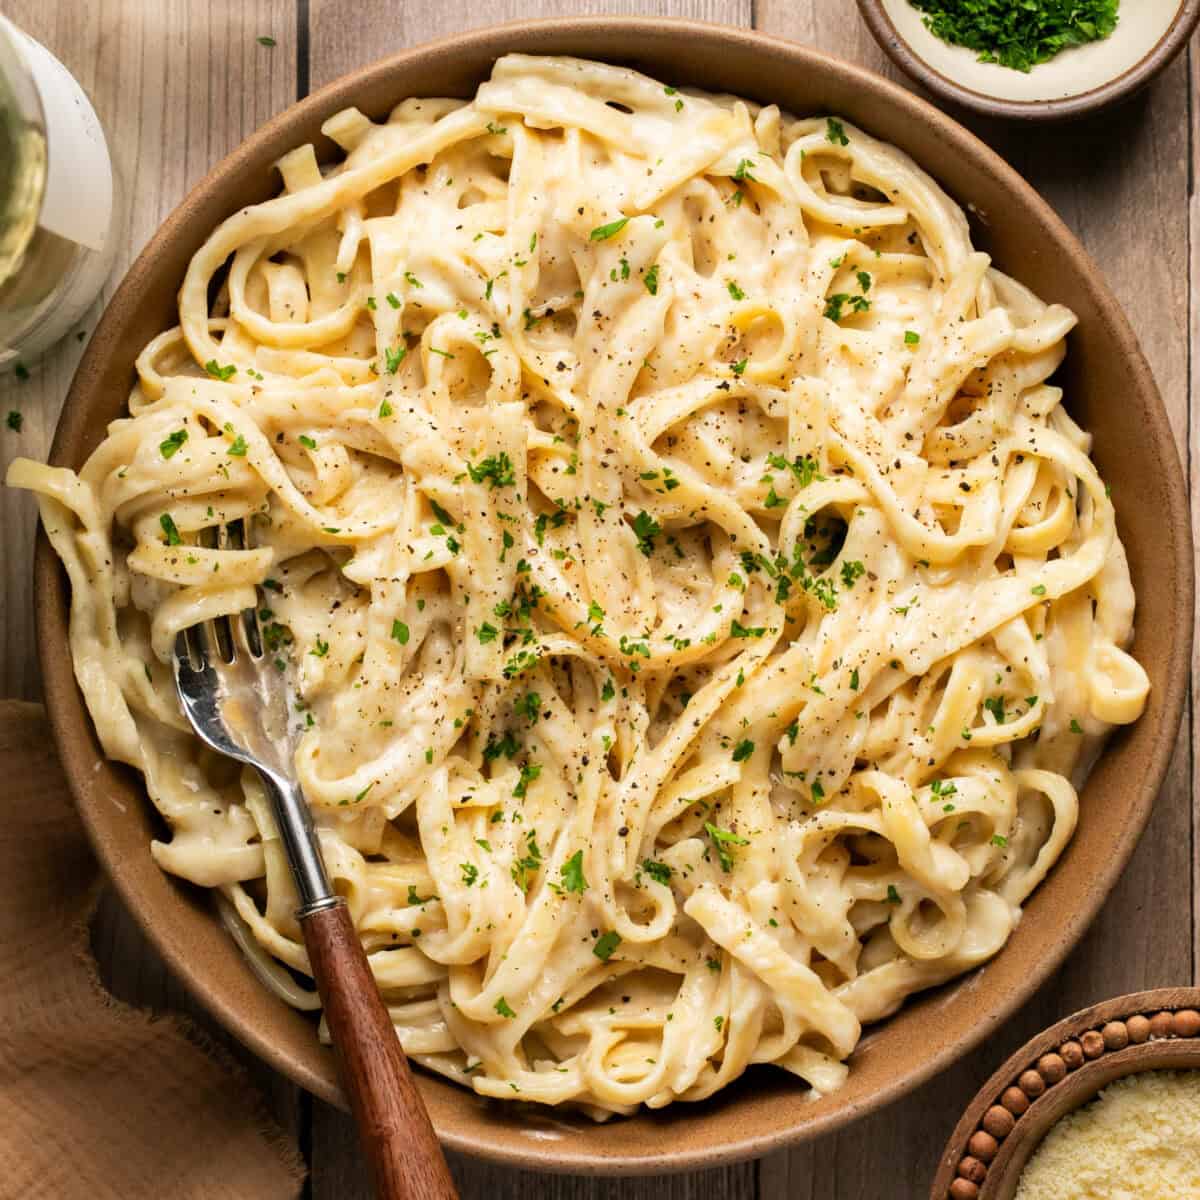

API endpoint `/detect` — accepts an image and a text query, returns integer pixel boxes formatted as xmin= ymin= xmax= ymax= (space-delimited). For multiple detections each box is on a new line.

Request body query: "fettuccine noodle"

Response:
xmin=8 ymin=54 xmax=1149 ymax=1117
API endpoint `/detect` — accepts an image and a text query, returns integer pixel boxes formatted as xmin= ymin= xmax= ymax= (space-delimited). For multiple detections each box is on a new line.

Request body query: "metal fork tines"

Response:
xmin=171 ymin=525 xmax=336 ymax=916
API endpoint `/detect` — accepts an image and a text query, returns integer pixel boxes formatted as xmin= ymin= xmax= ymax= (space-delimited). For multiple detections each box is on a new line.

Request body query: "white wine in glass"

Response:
xmin=0 ymin=16 xmax=119 ymax=373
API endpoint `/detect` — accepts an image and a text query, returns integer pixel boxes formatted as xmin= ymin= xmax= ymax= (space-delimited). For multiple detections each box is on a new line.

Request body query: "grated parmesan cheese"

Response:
xmin=1016 ymin=1070 xmax=1200 ymax=1200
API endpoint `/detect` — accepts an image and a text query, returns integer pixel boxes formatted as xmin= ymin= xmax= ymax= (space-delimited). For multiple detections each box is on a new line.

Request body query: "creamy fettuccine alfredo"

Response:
xmin=9 ymin=54 xmax=1150 ymax=1117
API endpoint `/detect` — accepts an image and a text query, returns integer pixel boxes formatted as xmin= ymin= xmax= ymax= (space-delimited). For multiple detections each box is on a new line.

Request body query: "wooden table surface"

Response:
xmin=1 ymin=3 xmax=1196 ymax=1197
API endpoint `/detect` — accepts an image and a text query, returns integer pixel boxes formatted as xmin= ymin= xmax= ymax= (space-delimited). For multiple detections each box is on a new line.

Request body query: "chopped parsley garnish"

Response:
xmin=513 ymin=761 xmax=541 ymax=799
xmin=503 ymin=649 xmax=539 ymax=679
xmin=310 ymin=637 xmax=330 ymax=658
xmin=5 ymin=410 xmax=21 ymax=432
xmin=510 ymin=830 xmax=543 ymax=887
xmin=227 ymin=433 xmax=248 ymax=456
xmin=643 ymin=263 xmax=659 ymax=295
xmin=159 ymin=513 xmax=182 ymax=545
xmin=619 ymin=634 xmax=650 ymax=660
xmin=476 ymin=623 xmax=499 ymax=644
xmin=731 ymin=739 xmax=755 ymax=763
xmin=403 ymin=271 xmax=423 ymax=289
xmin=824 ymin=294 xmax=849 ymax=321
xmin=910 ymin=0 xmax=1118 ymax=73
xmin=560 ymin=850 xmax=588 ymax=894
xmin=733 ymin=157 xmax=758 ymax=182
xmin=204 ymin=360 xmax=236 ymax=381
xmin=886 ymin=884 xmax=902 ymax=904
xmin=486 ymin=121 xmax=507 ymax=135
xmin=727 ymin=280 xmax=746 ymax=302
xmin=298 ymin=434 xmax=317 ymax=450
xmin=467 ymin=451 xmax=515 ymax=488
xmin=494 ymin=996 xmax=516 ymax=1018
xmin=515 ymin=691 xmax=541 ymax=725
xmin=631 ymin=510 xmax=662 ymax=556
xmin=484 ymin=731 xmax=519 ymax=761
xmin=534 ymin=509 xmax=566 ymax=545
xmin=391 ymin=620 xmax=410 ymax=645
xmin=256 ymin=35 xmax=276 ymax=47
xmin=840 ymin=560 xmax=866 ymax=588
xmin=641 ymin=859 xmax=672 ymax=886
xmin=826 ymin=117 xmax=849 ymax=146
xmin=589 ymin=217 xmax=629 ymax=242
xmin=808 ymin=577 xmax=838 ymax=611
xmin=983 ymin=696 xmax=1006 ymax=724
xmin=379 ymin=398 xmax=393 ymax=418
xmin=824 ymin=292 xmax=870 ymax=322
xmin=904 ymin=330 xmax=921 ymax=345
xmin=461 ymin=862 xmax=479 ymax=886
xmin=767 ymin=452 xmax=823 ymax=488
xmin=1070 ymin=718 xmax=1084 ymax=734
xmin=991 ymin=834 xmax=1009 ymax=848
xmin=593 ymin=930 xmax=621 ymax=962
xmin=384 ymin=345 xmax=406 ymax=374
xmin=730 ymin=620 xmax=765 ymax=639
xmin=705 ymin=822 xmax=749 ymax=872
xmin=159 ymin=429 xmax=188 ymax=458
xmin=1031 ymin=583 xmax=1047 ymax=596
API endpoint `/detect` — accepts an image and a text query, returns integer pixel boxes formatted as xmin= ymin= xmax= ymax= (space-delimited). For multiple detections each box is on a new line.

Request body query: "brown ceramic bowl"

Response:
xmin=34 ymin=16 xmax=1192 ymax=1175
xmin=858 ymin=0 xmax=1200 ymax=121
xmin=933 ymin=988 xmax=1200 ymax=1199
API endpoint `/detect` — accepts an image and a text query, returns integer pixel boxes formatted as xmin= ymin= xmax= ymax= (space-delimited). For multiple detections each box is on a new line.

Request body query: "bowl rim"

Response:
xmin=33 ymin=13 xmax=1194 ymax=1174
xmin=856 ymin=0 xmax=1200 ymax=121
xmin=931 ymin=987 xmax=1200 ymax=1199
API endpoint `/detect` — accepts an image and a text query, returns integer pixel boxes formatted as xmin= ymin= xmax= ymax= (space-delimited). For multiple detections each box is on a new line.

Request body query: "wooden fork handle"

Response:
xmin=301 ymin=899 xmax=458 ymax=1200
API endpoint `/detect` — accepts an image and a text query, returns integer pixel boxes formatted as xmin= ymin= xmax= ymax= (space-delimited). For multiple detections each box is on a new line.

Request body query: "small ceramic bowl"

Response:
xmin=858 ymin=0 xmax=1200 ymax=120
xmin=933 ymin=987 xmax=1200 ymax=1198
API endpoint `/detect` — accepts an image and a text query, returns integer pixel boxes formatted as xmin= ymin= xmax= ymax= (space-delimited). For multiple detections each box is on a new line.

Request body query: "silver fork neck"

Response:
xmin=256 ymin=766 xmax=336 ymax=912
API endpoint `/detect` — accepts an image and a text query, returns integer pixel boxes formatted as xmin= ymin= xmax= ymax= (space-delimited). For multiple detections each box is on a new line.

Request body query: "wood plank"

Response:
xmin=308 ymin=0 xmax=752 ymax=88
xmin=310 ymin=1096 xmax=758 ymax=1200
xmin=303 ymin=2 xmax=756 ymax=1195
xmin=0 ymin=0 xmax=304 ymax=1145
xmin=751 ymin=12 xmax=1196 ymax=1200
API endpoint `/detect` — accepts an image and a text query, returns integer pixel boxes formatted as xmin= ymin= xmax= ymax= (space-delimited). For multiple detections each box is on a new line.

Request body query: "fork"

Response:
xmin=172 ymin=533 xmax=458 ymax=1200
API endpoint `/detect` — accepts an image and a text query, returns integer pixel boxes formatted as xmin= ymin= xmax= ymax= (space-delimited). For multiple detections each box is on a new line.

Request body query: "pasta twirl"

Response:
xmin=7 ymin=54 xmax=1148 ymax=1118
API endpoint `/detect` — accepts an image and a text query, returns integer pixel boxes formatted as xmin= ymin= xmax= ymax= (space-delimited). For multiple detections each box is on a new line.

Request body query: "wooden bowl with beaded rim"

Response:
xmin=33 ymin=14 xmax=1193 ymax=1175
xmin=933 ymin=988 xmax=1200 ymax=1199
